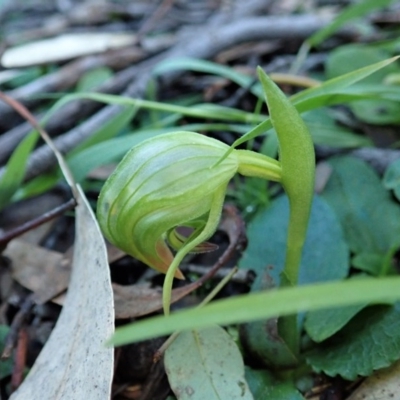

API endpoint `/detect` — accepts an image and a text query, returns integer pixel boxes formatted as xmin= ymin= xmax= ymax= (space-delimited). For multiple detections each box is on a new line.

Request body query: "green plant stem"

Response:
xmin=277 ymin=206 xmax=307 ymax=357
xmin=162 ymin=187 xmax=227 ymax=315
xmin=236 ymin=150 xmax=282 ymax=181
xmin=156 ymin=267 xmax=239 ymax=359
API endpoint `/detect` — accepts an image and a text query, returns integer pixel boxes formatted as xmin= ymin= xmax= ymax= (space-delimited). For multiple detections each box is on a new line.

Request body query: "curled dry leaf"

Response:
xmin=4 ymin=240 xmax=71 ymax=304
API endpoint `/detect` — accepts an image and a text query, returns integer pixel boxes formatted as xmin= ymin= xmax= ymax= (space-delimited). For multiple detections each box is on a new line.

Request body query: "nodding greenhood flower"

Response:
xmin=97 ymin=131 xmax=281 ymax=281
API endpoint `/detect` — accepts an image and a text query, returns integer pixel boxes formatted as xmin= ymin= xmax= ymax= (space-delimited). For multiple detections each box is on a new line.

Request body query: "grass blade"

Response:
xmin=110 ymin=276 xmax=400 ymax=346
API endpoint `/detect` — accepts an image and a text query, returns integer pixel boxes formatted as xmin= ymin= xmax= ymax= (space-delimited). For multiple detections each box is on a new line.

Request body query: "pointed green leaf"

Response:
xmin=232 ymin=56 xmax=399 ymax=147
xmin=0 ymin=131 xmax=39 ymax=210
xmin=291 ymin=56 xmax=399 ymax=108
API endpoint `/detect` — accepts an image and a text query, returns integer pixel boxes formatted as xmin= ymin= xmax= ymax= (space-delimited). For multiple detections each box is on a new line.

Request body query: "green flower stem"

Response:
xmin=156 ymin=267 xmax=239 ymax=358
xmin=236 ymin=150 xmax=282 ymax=181
xmin=257 ymin=67 xmax=315 ymax=357
xmin=162 ymin=186 xmax=227 ymax=315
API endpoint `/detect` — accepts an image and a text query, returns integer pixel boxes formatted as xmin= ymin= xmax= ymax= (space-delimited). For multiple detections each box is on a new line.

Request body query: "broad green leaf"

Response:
xmin=0 ymin=131 xmax=39 ymax=209
xmin=108 ymin=276 xmax=400 ymax=347
xmin=240 ymin=319 xmax=298 ymax=368
xmin=164 ymin=326 xmax=253 ymax=400
xmin=321 ymin=156 xmax=400 ymax=271
xmin=305 ymin=273 xmax=370 ymax=343
xmin=232 ymin=56 xmax=399 ymax=147
xmin=305 ymin=304 xmax=366 ymax=343
xmin=239 ymin=195 xmax=350 ymax=351
xmin=352 ymin=250 xmax=396 ymax=275
xmin=245 ymin=368 xmax=304 ymax=400
xmin=307 ymin=304 xmax=400 ymax=380
xmin=307 ymin=0 xmax=395 ymax=47
xmin=239 ymin=195 xmax=349 ymax=290
xmin=383 ymin=158 xmax=400 ymax=201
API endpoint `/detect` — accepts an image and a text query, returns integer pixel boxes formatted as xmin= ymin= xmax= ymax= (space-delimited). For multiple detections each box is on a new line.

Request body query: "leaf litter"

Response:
xmin=2 ymin=1 xmax=400 ymax=399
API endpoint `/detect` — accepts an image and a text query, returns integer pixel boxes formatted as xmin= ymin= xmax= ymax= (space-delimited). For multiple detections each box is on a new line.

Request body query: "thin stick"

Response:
xmin=0 ymin=198 xmax=76 ymax=246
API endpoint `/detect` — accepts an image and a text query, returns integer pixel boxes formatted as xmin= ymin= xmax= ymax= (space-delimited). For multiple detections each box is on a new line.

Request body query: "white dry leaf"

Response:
xmin=10 ymin=186 xmax=114 ymax=400
xmin=347 ymin=359 xmax=400 ymax=400
xmin=2 ymin=32 xmax=136 ymax=68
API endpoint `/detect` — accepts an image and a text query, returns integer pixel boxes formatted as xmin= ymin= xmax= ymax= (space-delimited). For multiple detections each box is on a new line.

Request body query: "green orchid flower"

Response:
xmin=97 ymin=68 xmax=315 ymax=347
xmin=97 ymin=130 xmax=281 ymax=312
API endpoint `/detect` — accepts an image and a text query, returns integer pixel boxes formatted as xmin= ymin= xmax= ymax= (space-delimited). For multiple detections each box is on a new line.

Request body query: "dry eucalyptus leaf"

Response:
xmin=347 ymin=359 xmax=400 ymax=400
xmin=113 ymin=282 xmax=202 ymax=319
xmin=10 ymin=187 xmax=114 ymax=400
xmin=5 ymin=239 xmax=124 ymax=305
xmin=4 ymin=240 xmax=71 ymax=304
xmin=2 ymin=32 xmax=136 ymax=68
